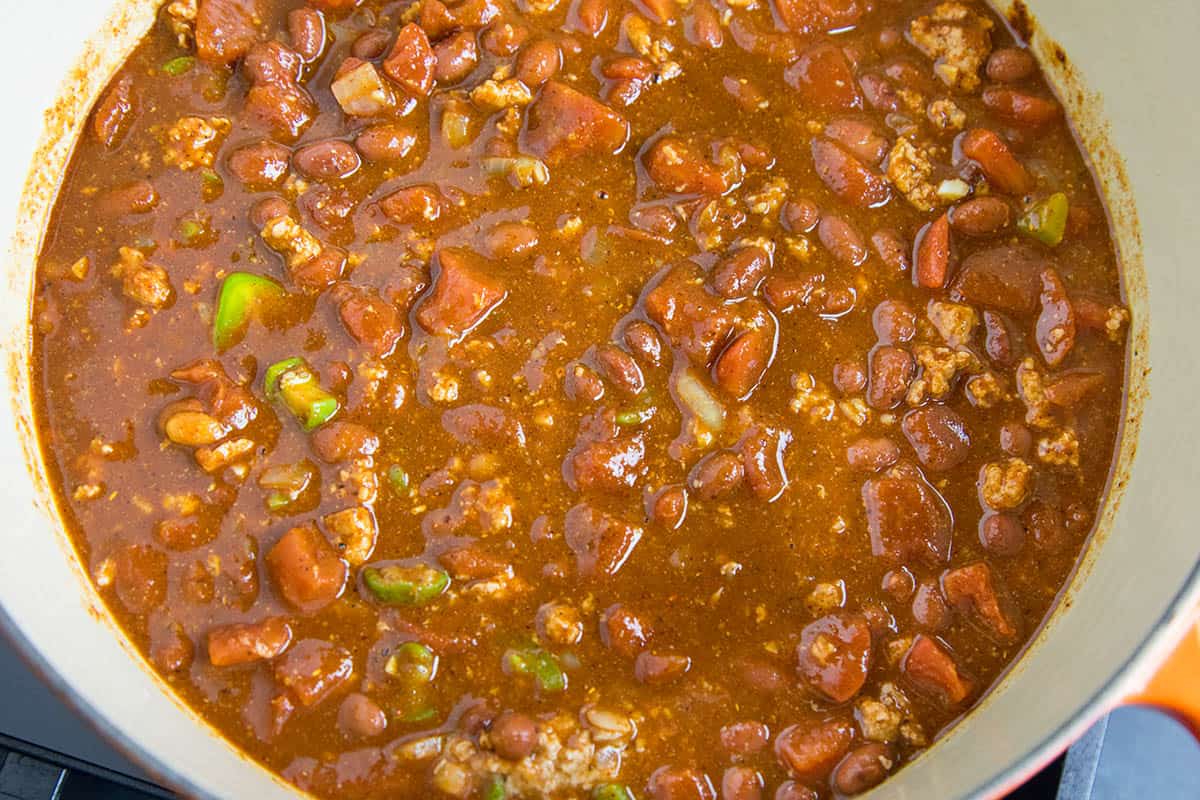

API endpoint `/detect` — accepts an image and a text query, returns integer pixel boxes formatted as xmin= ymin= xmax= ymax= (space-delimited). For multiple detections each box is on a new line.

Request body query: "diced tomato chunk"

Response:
xmin=266 ymin=524 xmax=348 ymax=612
xmin=208 ymin=617 xmax=292 ymax=667
xmin=862 ymin=469 xmax=952 ymax=565
xmin=415 ymin=249 xmax=507 ymax=339
xmin=796 ymin=613 xmax=872 ymax=703
xmin=382 ymin=24 xmax=435 ymax=97
xmin=196 ymin=0 xmax=263 ymax=65
xmin=563 ymin=502 xmax=643 ymax=577
xmin=521 ymin=81 xmax=629 ymax=163
xmin=785 ymin=43 xmax=862 ymax=110
xmin=774 ymin=718 xmax=854 ymax=781
xmin=273 ymin=639 xmax=354 ymax=707
xmin=902 ymin=634 xmax=973 ymax=705
xmin=643 ymin=137 xmax=729 ymax=195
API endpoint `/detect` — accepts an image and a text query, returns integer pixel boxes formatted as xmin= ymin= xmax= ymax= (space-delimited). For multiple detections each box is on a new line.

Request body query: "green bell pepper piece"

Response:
xmin=503 ymin=645 xmax=566 ymax=693
xmin=161 ymin=56 xmax=195 ymax=76
xmin=1018 ymin=192 xmax=1069 ymax=247
xmin=483 ymin=776 xmax=508 ymax=800
xmin=212 ymin=272 xmax=285 ymax=351
xmin=592 ymin=785 xmax=635 ymax=800
xmin=263 ymin=357 xmax=339 ymax=431
xmin=362 ymin=563 xmax=450 ymax=606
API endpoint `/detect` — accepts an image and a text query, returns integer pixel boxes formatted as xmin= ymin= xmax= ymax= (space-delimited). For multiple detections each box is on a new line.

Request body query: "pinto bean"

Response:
xmin=846 ymin=437 xmax=900 ymax=471
xmin=355 ymin=123 xmax=418 ymax=163
xmin=512 ymin=41 xmax=559 ymax=88
xmin=950 ymin=197 xmax=1011 ymax=237
xmin=986 ymin=47 xmax=1036 ymax=83
xmin=870 ymin=228 xmax=910 ymax=273
xmin=648 ymin=484 xmax=688 ymax=528
xmin=294 ymin=139 xmax=361 ymax=180
xmin=635 ymin=651 xmax=692 ymax=684
xmin=823 ymin=118 xmax=888 ymax=165
xmin=491 ymin=711 xmax=538 ymax=760
xmin=228 ymin=141 xmax=291 ymax=189
xmin=833 ymin=743 xmax=894 ymax=795
xmin=711 ymin=246 xmax=769 ymax=299
xmin=781 ymin=198 xmax=820 ymax=233
xmin=872 ymin=300 xmax=916 ymax=344
xmin=721 ymin=721 xmax=770 ymax=756
xmin=811 ymin=138 xmax=891 ymax=208
xmin=624 ymin=320 xmax=663 ymax=366
xmin=721 ymin=767 xmax=763 ymax=800
xmin=867 ymin=345 xmax=915 ymax=410
xmin=979 ymin=512 xmax=1026 ymax=557
xmin=818 ymin=214 xmax=867 ymax=266
xmin=689 ymin=451 xmax=744 ymax=500
xmin=433 ymin=31 xmax=480 ymax=84
xmin=288 ymin=8 xmax=327 ymax=62
xmin=601 ymin=603 xmax=651 ymax=658
xmin=647 ymin=766 xmax=716 ymax=800
xmin=338 ymin=693 xmax=387 ymax=740
xmin=594 ymin=344 xmax=644 ymax=395
xmin=833 ymin=360 xmax=867 ymax=394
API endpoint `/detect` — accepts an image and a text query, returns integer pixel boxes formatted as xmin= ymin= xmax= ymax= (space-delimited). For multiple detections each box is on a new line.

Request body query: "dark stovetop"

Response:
xmin=1 ymin=639 xmax=1197 ymax=799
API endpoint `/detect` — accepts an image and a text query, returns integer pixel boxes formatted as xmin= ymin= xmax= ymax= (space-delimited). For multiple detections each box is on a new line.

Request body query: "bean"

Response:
xmin=720 ymin=721 xmax=770 ymax=756
xmin=781 ymin=198 xmax=819 ymax=232
xmin=630 ymin=204 xmax=678 ymax=235
xmin=243 ymin=41 xmax=301 ymax=86
xmin=979 ymin=512 xmax=1026 ymax=557
xmin=870 ymin=228 xmax=910 ymax=272
xmin=846 ymin=437 xmax=900 ymax=471
xmin=250 ymin=197 xmax=290 ymax=228
xmin=689 ymin=451 xmax=744 ymax=500
xmin=833 ymin=743 xmax=894 ymax=795
xmin=832 ymin=360 xmax=867 ymax=394
xmin=594 ymin=344 xmax=644 ymax=395
xmin=983 ymin=310 xmax=1015 ymax=365
xmin=911 ymin=580 xmax=948 ymax=629
xmin=433 ymin=31 xmax=479 ymax=84
xmin=515 ymin=38 xmax=561 ymax=86
xmin=649 ymin=485 xmax=687 ymax=528
xmin=902 ymin=405 xmax=971 ymax=471
xmin=648 ymin=767 xmax=715 ymax=800
xmin=866 ymin=345 xmax=915 ymax=409
xmin=99 ymin=180 xmax=160 ymax=217
xmin=986 ymin=47 xmax=1036 ymax=83
xmin=565 ymin=363 xmax=605 ymax=402
xmin=688 ymin=0 xmax=723 ymax=48
xmin=536 ymin=602 xmax=583 ymax=645
xmin=710 ymin=245 xmax=769 ymax=298
xmin=491 ymin=711 xmax=538 ymax=760
xmin=999 ymin=422 xmax=1032 ymax=456
xmin=872 ymin=299 xmax=916 ymax=344
xmin=288 ymin=8 xmax=326 ymax=62
xmin=721 ymin=766 xmax=763 ymax=800
xmin=818 ymin=214 xmax=867 ymax=266
xmin=227 ymin=141 xmax=291 ymax=189
xmin=355 ymin=123 xmax=418 ymax=163
xmin=338 ymin=693 xmax=387 ymax=739
xmin=634 ymin=651 xmax=691 ymax=684
xmin=623 ymin=320 xmax=663 ymax=366
xmin=294 ymin=140 xmax=361 ymax=180
xmin=914 ymin=213 xmax=951 ymax=288
xmin=774 ymin=781 xmax=817 ymax=800
xmin=950 ymin=196 xmax=1011 ymax=237
xmin=483 ymin=221 xmax=539 ymax=259
xmin=882 ymin=568 xmax=915 ymax=600
xmin=823 ymin=117 xmax=888 ymax=165
xmin=480 ymin=22 xmax=528 ymax=57
xmin=811 ymin=138 xmax=891 ymax=208
xmin=351 ymin=28 xmax=391 ymax=59
xmin=600 ymin=603 xmax=650 ymax=658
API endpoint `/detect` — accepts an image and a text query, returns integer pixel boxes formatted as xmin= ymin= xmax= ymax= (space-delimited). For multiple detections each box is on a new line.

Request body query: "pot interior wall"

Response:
xmin=0 ymin=2 xmax=1197 ymax=800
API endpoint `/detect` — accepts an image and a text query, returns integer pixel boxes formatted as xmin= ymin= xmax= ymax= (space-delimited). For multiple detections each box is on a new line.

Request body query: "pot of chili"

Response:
xmin=0 ymin=0 xmax=1196 ymax=798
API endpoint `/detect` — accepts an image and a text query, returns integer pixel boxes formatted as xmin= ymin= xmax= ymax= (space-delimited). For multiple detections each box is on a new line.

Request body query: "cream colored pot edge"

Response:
xmin=0 ymin=2 xmax=1198 ymax=799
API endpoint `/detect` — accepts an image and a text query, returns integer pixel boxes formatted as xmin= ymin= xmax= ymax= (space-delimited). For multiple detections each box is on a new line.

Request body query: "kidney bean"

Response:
xmin=950 ymin=197 xmax=1011 ymax=237
xmin=491 ymin=711 xmax=538 ymax=760
xmin=243 ymin=41 xmax=302 ymax=86
xmin=960 ymin=129 xmax=1033 ymax=195
xmin=227 ymin=141 xmax=291 ymax=189
xmin=93 ymin=74 xmax=135 ymax=148
xmin=1024 ymin=500 xmax=1067 ymax=552
xmin=294 ymin=139 xmax=361 ymax=180
xmin=601 ymin=603 xmax=650 ymax=658
xmin=872 ymin=299 xmax=916 ymax=344
xmin=647 ymin=766 xmax=716 ymax=800
xmin=688 ymin=0 xmax=724 ymax=48
xmin=818 ymin=214 xmax=867 ymax=267
xmin=594 ymin=344 xmax=644 ymax=395
xmin=250 ymin=196 xmax=290 ymax=228
xmin=624 ymin=320 xmax=663 ymax=366
xmin=982 ymin=86 xmax=1061 ymax=127
xmin=207 ymin=617 xmax=292 ymax=667
xmin=882 ymin=568 xmax=915 ymax=601
xmin=979 ymin=512 xmax=1026 ymax=557
xmin=911 ymin=580 xmax=948 ymax=630
xmin=352 ymin=28 xmax=391 ymax=59
xmin=811 ymin=138 xmax=891 ymax=208
xmin=516 ymin=38 xmax=561 ymax=86
xmin=630 ymin=204 xmax=678 ymax=236
xmin=689 ymin=450 xmax=745 ymax=500
xmin=114 ymin=543 xmax=168 ymax=613
xmin=914 ymin=213 xmax=951 ymax=289
xmin=565 ymin=363 xmax=605 ymax=402
xmin=859 ymin=71 xmax=901 ymax=114
xmin=481 ymin=22 xmax=528 ymax=56
xmin=866 ymin=345 xmax=915 ymax=409
xmin=823 ymin=118 xmax=888 ymax=165
xmin=649 ymin=484 xmax=687 ymax=528
xmin=711 ymin=246 xmax=770 ymax=299
xmin=635 ymin=651 xmax=692 ymax=684
xmin=574 ymin=0 xmax=611 ymax=36
xmin=434 ymin=31 xmax=480 ymax=85
xmin=1036 ymin=269 xmax=1077 ymax=367
xmin=150 ymin=622 xmax=193 ymax=673
xmin=338 ymin=693 xmax=387 ymax=739
xmin=721 ymin=721 xmax=770 ymax=756
xmin=870 ymin=229 xmax=910 ymax=273
xmin=832 ymin=360 xmax=867 ymax=394
xmin=781 ymin=198 xmax=819 ymax=232
xmin=773 ymin=781 xmax=817 ymax=800
xmin=721 ymin=767 xmax=763 ymax=800
xmin=484 ymin=221 xmax=539 ymax=259
xmin=986 ymin=47 xmax=1036 ymax=83
xmin=99 ymin=180 xmax=160 ymax=217
xmin=833 ymin=743 xmax=894 ymax=795
xmin=983 ymin=310 xmax=1015 ymax=365
xmin=355 ymin=123 xmax=418 ymax=163
xmin=846 ymin=437 xmax=900 ymax=471
xmin=902 ymin=405 xmax=971 ymax=471
xmin=288 ymin=8 xmax=326 ymax=62
xmin=999 ymin=421 xmax=1032 ymax=456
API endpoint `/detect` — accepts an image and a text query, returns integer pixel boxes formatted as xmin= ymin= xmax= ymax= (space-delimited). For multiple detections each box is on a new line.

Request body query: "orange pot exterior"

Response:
xmin=1127 ymin=610 xmax=1200 ymax=738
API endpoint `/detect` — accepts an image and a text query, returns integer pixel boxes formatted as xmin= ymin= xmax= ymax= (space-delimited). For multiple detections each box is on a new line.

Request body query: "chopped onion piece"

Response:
xmin=674 ymin=370 xmax=725 ymax=431
xmin=331 ymin=62 xmax=394 ymax=117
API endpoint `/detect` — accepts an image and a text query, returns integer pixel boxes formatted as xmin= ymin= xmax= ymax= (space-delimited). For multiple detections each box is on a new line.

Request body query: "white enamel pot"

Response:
xmin=1 ymin=1 xmax=1199 ymax=798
